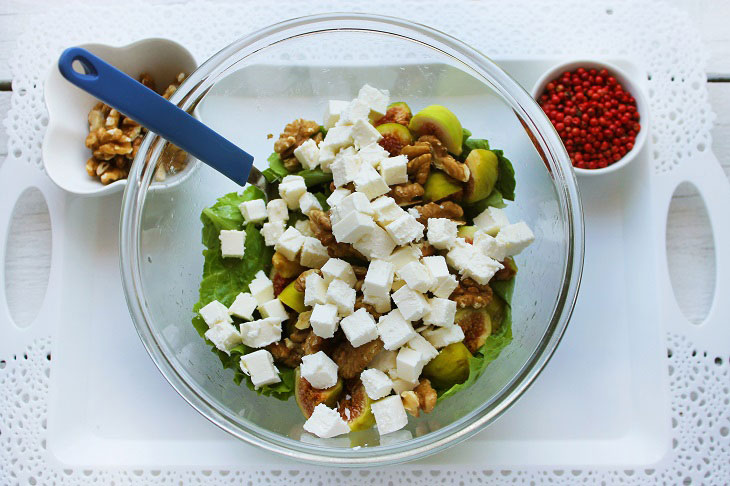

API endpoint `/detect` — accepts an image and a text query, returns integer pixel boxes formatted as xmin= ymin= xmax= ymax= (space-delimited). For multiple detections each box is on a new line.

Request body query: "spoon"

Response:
xmin=58 ymin=47 xmax=272 ymax=196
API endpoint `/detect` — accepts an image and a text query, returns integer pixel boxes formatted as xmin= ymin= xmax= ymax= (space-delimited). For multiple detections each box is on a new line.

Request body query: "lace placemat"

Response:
xmin=2 ymin=1 xmax=728 ymax=484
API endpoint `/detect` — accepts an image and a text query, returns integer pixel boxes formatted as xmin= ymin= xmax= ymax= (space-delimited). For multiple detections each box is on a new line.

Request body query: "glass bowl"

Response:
xmin=120 ymin=13 xmax=584 ymax=466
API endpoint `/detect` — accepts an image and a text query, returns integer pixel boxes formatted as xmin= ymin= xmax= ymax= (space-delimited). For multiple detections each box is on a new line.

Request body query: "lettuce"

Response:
xmin=261 ymin=151 xmax=333 ymax=188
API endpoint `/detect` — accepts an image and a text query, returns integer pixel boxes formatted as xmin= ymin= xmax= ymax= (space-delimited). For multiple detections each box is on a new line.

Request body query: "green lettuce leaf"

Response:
xmin=261 ymin=151 xmax=333 ymax=189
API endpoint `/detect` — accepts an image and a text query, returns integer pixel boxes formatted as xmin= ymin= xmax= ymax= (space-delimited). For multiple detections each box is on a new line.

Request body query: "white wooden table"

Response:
xmin=0 ymin=0 xmax=726 ymax=327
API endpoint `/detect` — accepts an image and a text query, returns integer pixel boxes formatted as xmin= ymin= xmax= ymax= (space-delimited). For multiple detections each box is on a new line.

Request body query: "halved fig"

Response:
xmin=377 ymin=123 xmax=413 ymax=156
xmin=373 ymin=101 xmax=412 ymax=127
xmin=463 ymin=149 xmax=499 ymax=204
xmin=456 ymin=225 xmax=477 ymax=241
xmin=423 ymin=170 xmax=462 ymax=202
xmin=485 ymin=293 xmax=506 ymax=330
xmin=278 ymin=279 xmax=307 ymax=313
xmin=422 ymin=342 xmax=472 ymax=390
xmin=337 ymin=379 xmax=376 ymax=431
xmin=295 ymin=367 xmax=344 ymax=418
xmin=455 ymin=307 xmax=492 ymax=354
xmin=408 ymin=105 xmax=463 ymax=156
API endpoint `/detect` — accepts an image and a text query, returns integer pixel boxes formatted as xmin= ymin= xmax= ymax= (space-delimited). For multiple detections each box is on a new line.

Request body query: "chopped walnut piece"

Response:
xmin=450 ymin=276 xmax=493 ymax=309
xmin=283 ymin=156 xmax=302 ymax=172
xmin=138 ymin=72 xmax=156 ymax=91
xmin=331 ymin=338 xmax=383 ymax=379
xmin=414 ymin=379 xmax=437 ymax=413
xmin=389 ymin=182 xmax=425 ymax=205
xmin=294 ymin=269 xmax=322 ymax=293
xmin=294 ymin=311 xmax=312 ymax=330
xmin=273 ymin=118 xmax=320 ymax=158
xmin=308 ymin=210 xmax=366 ymax=260
xmin=411 ymin=201 xmax=464 ymax=225
xmin=407 ymin=153 xmax=432 ymax=184
xmin=418 ymin=135 xmax=470 ymax=182
xmin=354 ymin=296 xmax=382 ymax=320
xmin=302 ymin=331 xmax=329 ymax=356
xmin=329 ymin=181 xmax=355 ymax=193
xmin=418 ymin=242 xmax=437 ymax=257
xmin=267 ymin=341 xmax=303 ymax=368
xmin=272 ymin=251 xmax=305 ymax=279
xmin=493 ymin=257 xmax=517 ymax=281
xmin=401 ymin=391 xmax=420 ymax=417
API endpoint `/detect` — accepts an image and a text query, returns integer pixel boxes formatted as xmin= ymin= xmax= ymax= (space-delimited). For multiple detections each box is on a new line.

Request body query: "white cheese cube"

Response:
xmin=301 ymin=351 xmax=339 ymax=389
xmin=274 ymin=226 xmax=305 ymax=261
xmin=310 ymin=303 xmax=341 ymax=338
xmin=298 ymin=192 xmax=323 ymax=216
xmin=337 ymin=98 xmax=370 ymax=126
xmin=377 ymin=309 xmax=417 ymax=350
xmin=396 ymin=346 xmax=426 ymax=383
xmin=219 ymin=230 xmax=246 ymax=258
xmin=199 ymin=300 xmax=232 ymax=327
xmin=426 ymin=218 xmax=458 ymax=250
xmin=445 ymin=238 xmax=473 ymax=273
xmin=371 ymin=395 xmax=408 ymax=436
xmin=362 ymin=260 xmax=395 ymax=298
xmin=332 ymin=211 xmax=375 ymax=244
xmin=387 ymin=245 xmax=421 ymax=272
xmin=391 ymin=378 xmax=418 ymax=395
xmin=391 ymin=285 xmax=429 ymax=321
xmin=406 ymin=334 xmax=439 ymax=364
xmin=340 ymin=308 xmax=379 ymax=347
xmin=321 ymin=124 xmax=354 ymax=150
xmin=261 ymin=221 xmax=286 ymax=247
xmin=379 ymin=155 xmax=408 ymax=186
xmin=279 ymin=175 xmax=308 ymax=209
xmin=368 ymin=349 xmax=397 ymax=374
xmin=300 ymin=237 xmax=329 ymax=268
xmin=351 ymin=118 xmax=382 ymax=149
xmin=363 ymin=292 xmax=392 ymax=314
xmin=318 ymin=145 xmax=336 ymax=172
xmin=422 ymin=255 xmax=450 ymax=286
xmin=295 ymin=219 xmax=314 ymax=237
xmin=473 ymin=207 xmax=510 ymax=236
xmin=240 ymin=349 xmax=280 ymax=388
xmin=321 ymin=258 xmax=356 ymax=286
xmin=496 ymin=221 xmax=535 ymax=257
xmin=326 ymin=279 xmax=356 ymax=316
xmin=473 ymin=230 xmax=504 ymax=260
xmin=358 ymin=142 xmax=390 ymax=167
xmin=360 ymin=368 xmax=393 ymax=400
xmin=304 ymin=273 xmax=328 ymax=307
xmin=293 ymin=138 xmax=321 ymax=170
xmin=204 ymin=321 xmax=241 ymax=355
xmin=352 ymin=225 xmax=396 ymax=260
xmin=331 ymin=153 xmax=362 ymax=188
xmin=303 ymin=403 xmax=350 ymax=438
xmin=323 ymin=100 xmax=350 ymax=129
xmin=371 ymin=196 xmax=407 ymax=225
xmin=239 ymin=317 xmax=282 ymax=348
xmin=391 ymin=279 xmax=406 ymax=292
xmin=266 ymin=198 xmax=288 ymax=223
xmin=396 ymin=261 xmax=435 ymax=293
xmin=336 ymin=191 xmax=374 ymax=216
xmin=258 ymin=299 xmax=289 ymax=321
xmin=432 ymin=274 xmax=459 ymax=299
xmin=248 ymin=273 xmax=274 ymax=305
xmin=463 ymin=252 xmax=503 ymax=285
xmin=357 ymin=84 xmax=390 ymax=116
xmin=423 ymin=298 xmax=457 ymax=327
xmin=326 ymin=187 xmax=351 ymax=208
xmin=238 ymin=199 xmax=267 ymax=224
xmin=385 ymin=213 xmax=424 ymax=245
xmin=228 ymin=293 xmax=257 ymax=321
xmin=353 ymin=164 xmax=390 ymax=200
xmin=422 ymin=324 xmax=465 ymax=349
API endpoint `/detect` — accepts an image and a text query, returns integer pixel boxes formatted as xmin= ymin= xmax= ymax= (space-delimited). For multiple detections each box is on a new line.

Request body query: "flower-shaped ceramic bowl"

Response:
xmin=43 ymin=38 xmax=198 ymax=196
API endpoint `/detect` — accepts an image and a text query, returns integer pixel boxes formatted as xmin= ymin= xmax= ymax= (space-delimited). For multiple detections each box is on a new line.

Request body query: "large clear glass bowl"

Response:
xmin=120 ymin=13 xmax=583 ymax=466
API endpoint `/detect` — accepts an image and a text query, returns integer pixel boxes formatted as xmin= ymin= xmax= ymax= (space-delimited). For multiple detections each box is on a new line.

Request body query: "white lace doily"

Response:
xmin=2 ymin=1 xmax=728 ymax=484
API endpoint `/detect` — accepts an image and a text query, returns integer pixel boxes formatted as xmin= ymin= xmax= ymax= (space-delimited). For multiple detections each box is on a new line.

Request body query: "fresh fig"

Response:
xmin=422 ymin=342 xmax=472 ymax=390
xmin=463 ymin=149 xmax=499 ymax=204
xmin=376 ymin=123 xmax=414 ymax=156
xmin=456 ymin=225 xmax=477 ymax=241
xmin=278 ymin=279 xmax=307 ymax=313
xmin=455 ymin=307 xmax=492 ymax=354
xmin=423 ymin=170 xmax=462 ymax=202
xmin=295 ymin=367 xmax=344 ymax=418
xmin=374 ymin=101 xmax=412 ymax=127
xmin=337 ymin=379 xmax=376 ymax=431
xmin=408 ymin=105 xmax=463 ymax=156
xmin=485 ymin=293 xmax=506 ymax=330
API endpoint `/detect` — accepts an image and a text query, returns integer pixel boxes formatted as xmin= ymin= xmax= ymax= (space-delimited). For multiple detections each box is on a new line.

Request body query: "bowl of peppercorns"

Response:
xmin=532 ymin=60 xmax=647 ymax=174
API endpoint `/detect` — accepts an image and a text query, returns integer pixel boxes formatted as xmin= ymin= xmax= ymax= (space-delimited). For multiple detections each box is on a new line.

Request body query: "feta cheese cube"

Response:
xmin=463 ymin=252 xmax=503 ymax=285
xmin=445 ymin=238 xmax=473 ymax=273
xmin=331 ymin=153 xmax=362 ymax=188
xmin=238 ymin=199 xmax=267 ymax=224
xmin=358 ymin=142 xmax=390 ymax=167
xmin=360 ymin=368 xmax=393 ymax=400
xmin=266 ymin=198 xmax=289 ymax=223
xmin=323 ymin=100 xmax=350 ymax=129
xmin=298 ymin=192 xmax=323 ymax=216
xmin=391 ymin=378 xmax=418 ymax=395
xmin=406 ymin=334 xmax=439 ymax=364
xmin=303 ymin=403 xmax=350 ymax=438
xmin=293 ymin=138 xmax=321 ymax=170
xmin=396 ymin=346 xmax=426 ymax=383
xmin=300 ymin=237 xmax=329 ymax=268
xmin=379 ymin=155 xmax=408 ymax=186
xmin=340 ymin=308 xmax=379 ymax=347
xmin=351 ymin=118 xmax=382 ymax=149
xmin=473 ymin=230 xmax=507 ymax=261
xmin=279 ymin=175 xmax=307 ymax=209
xmin=496 ymin=221 xmax=535 ymax=257
xmin=321 ymin=258 xmax=356 ymax=286
xmin=368 ymin=349 xmax=397 ymax=374
xmin=204 ymin=321 xmax=241 ymax=354
xmin=352 ymin=225 xmax=396 ymax=260
xmin=318 ymin=145 xmax=336 ymax=172
xmin=354 ymin=164 xmax=390 ymax=200
xmin=473 ymin=207 xmax=510 ymax=236
xmin=377 ymin=309 xmax=417 ymax=350
xmin=219 ymin=230 xmax=245 ymax=258
xmin=337 ymin=98 xmax=370 ymax=126
xmin=391 ymin=285 xmax=429 ymax=321
xmin=396 ymin=261 xmax=435 ymax=293
xmin=363 ymin=292 xmax=392 ymax=313
xmin=371 ymin=395 xmax=408 ymax=436
xmin=321 ymin=124 xmax=354 ymax=150
xmin=422 ymin=324 xmax=465 ymax=349
xmin=326 ymin=279 xmax=356 ymax=316
xmin=240 ymin=317 xmax=282 ymax=348
xmin=310 ymin=303 xmax=341 ymax=338
xmin=332 ymin=210 xmax=375 ymax=244
xmin=261 ymin=221 xmax=286 ymax=247
xmin=362 ymin=260 xmax=395 ymax=297
xmin=337 ymin=191 xmax=374 ymax=216
xmin=371 ymin=196 xmax=407 ymax=225
xmin=426 ymin=218 xmax=458 ymax=250
xmin=304 ymin=273 xmax=328 ymax=307
xmin=357 ymin=84 xmax=390 ymax=116
xmin=432 ymin=274 xmax=459 ymax=299
xmin=199 ymin=300 xmax=232 ymax=327
xmin=422 ymin=255 xmax=450 ymax=286
xmin=258 ymin=299 xmax=289 ymax=321
xmin=240 ymin=349 xmax=280 ymax=388
xmin=385 ymin=213 xmax=424 ymax=245
xmin=248 ymin=273 xmax=274 ymax=305
xmin=295 ymin=219 xmax=314 ymax=237
xmin=423 ymin=297 xmax=457 ymax=327
xmin=301 ymin=351 xmax=339 ymax=389
xmin=326 ymin=187 xmax=351 ymax=208
xmin=228 ymin=293 xmax=257 ymax=321
xmin=274 ymin=226 xmax=305 ymax=261
xmin=387 ymin=245 xmax=421 ymax=272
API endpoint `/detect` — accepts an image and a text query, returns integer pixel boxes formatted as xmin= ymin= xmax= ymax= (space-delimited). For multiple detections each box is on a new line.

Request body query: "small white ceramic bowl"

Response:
xmin=531 ymin=60 xmax=648 ymax=176
xmin=43 ymin=38 xmax=198 ymax=196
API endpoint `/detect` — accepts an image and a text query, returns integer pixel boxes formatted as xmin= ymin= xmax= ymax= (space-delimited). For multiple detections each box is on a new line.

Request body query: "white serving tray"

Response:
xmin=1 ymin=57 xmax=726 ymax=471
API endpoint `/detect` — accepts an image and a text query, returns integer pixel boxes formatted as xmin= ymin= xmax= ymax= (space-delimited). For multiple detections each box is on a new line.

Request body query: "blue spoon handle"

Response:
xmin=58 ymin=47 xmax=253 ymax=186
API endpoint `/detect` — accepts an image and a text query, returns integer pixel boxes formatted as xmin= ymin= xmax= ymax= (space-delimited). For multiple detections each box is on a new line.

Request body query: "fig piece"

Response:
xmin=337 ymin=379 xmax=376 ymax=431
xmin=278 ymin=279 xmax=307 ymax=313
xmin=373 ymin=102 xmax=412 ymax=127
xmin=463 ymin=149 xmax=499 ymax=204
xmin=376 ymin=123 xmax=414 ymax=156
xmin=455 ymin=307 xmax=492 ymax=354
xmin=422 ymin=342 xmax=472 ymax=390
xmin=295 ymin=367 xmax=344 ymax=418
xmin=485 ymin=293 xmax=506 ymax=329
xmin=408 ymin=105 xmax=463 ymax=156
xmin=456 ymin=225 xmax=477 ymax=241
xmin=423 ymin=170 xmax=462 ymax=202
